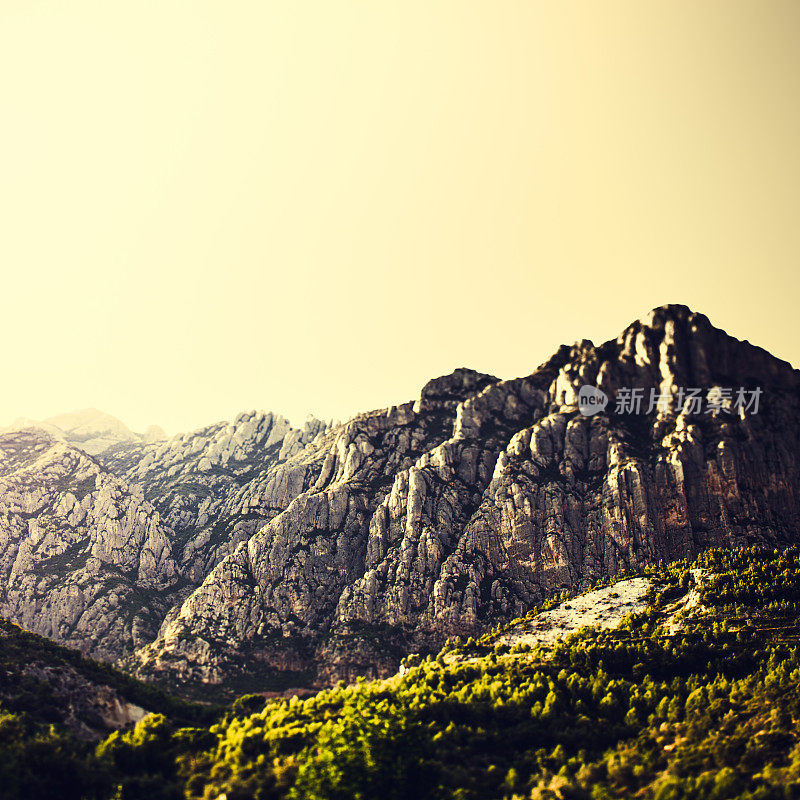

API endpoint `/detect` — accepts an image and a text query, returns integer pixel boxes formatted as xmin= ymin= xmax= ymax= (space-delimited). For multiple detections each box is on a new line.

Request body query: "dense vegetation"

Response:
xmin=0 ymin=619 xmax=218 ymax=799
xmin=3 ymin=546 xmax=800 ymax=799
xmin=0 ymin=618 xmax=214 ymax=728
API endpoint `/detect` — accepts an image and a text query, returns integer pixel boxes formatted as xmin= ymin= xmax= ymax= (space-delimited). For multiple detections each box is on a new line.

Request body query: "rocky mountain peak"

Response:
xmin=541 ymin=304 xmax=800 ymax=415
xmin=418 ymin=368 xmax=499 ymax=408
xmin=2 ymin=306 xmax=799 ymax=692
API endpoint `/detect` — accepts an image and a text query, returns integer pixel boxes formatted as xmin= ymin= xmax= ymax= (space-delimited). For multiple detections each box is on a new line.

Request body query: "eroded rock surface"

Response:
xmin=0 ymin=432 xmax=180 ymax=658
xmin=2 ymin=305 xmax=798 ymax=690
xmin=137 ymin=306 xmax=800 ymax=687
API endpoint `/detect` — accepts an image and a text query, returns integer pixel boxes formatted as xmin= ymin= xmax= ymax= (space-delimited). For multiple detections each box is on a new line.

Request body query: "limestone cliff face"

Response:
xmin=2 ymin=305 xmax=798 ymax=689
xmin=0 ymin=411 xmax=327 ymax=662
xmin=135 ymin=306 xmax=800 ymax=687
xmin=0 ymin=432 xmax=180 ymax=658
xmin=101 ymin=410 xmax=328 ymax=584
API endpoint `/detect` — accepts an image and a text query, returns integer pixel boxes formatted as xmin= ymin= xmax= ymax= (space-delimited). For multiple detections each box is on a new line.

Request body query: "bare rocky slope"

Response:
xmin=1 ymin=304 xmax=798 ymax=691
xmin=0 ymin=413 xmax=327 ymax=662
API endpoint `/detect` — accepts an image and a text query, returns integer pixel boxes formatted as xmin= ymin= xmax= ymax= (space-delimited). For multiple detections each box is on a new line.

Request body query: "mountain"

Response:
xmin=0 ymin=304 xmax=798 ymax=694
xmin=0 ymin=431 xmax=179 ymax=659
xmin=2 ymin=408 xmax=167 ymax=455
xmin=0 ymin=412 xmax=327 ymax=667
xmin=133 ymin=305 xmax=800 ymax=688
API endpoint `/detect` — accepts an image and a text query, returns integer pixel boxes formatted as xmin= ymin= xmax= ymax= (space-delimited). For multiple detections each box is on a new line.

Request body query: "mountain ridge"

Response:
xmin=2 ymin=408 xmax=168 ymax=455
xmin=0 ymin=304 xmax=798 ymax=693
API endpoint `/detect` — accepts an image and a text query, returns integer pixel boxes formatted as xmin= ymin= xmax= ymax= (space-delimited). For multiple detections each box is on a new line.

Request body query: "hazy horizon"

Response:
xmin=2 ymin=2 xmax=798 ymax=435
xmin=2 ymin=301 xmax=795 ymax=438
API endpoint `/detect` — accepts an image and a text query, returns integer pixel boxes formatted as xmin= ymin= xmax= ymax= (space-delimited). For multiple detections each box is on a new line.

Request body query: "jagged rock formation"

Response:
xmin=101 ymin=411 xmax=329 ymax=583
xmin=0 ymin=412 xmax=327 ymax=663
xmin=136 ymin=305 xmax=800 ymax=687
xmin=0 ymin=431 xmax=180 ymax=658
xmin=1 ymin=305 xmax=798 ymax=690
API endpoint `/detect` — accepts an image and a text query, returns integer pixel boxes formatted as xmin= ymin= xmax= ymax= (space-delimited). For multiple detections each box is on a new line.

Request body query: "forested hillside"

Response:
xmin=4 ymin=546 xmax=800 ymax=799
xmin=0 ymin=619 xmax=215 ymax=798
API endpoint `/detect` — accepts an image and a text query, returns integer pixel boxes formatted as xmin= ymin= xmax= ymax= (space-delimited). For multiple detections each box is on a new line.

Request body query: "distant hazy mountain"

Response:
xmin=0 ymin=305 xmax=798 ymax=695
xmin=2 ymin=408 xmax=166 ymax=455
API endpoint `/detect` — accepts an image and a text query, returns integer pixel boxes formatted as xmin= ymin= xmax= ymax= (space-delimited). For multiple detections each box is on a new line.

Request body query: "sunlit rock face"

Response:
xmin=134 ymin=305 xmax=800 ymax=687
xmin=0 ymin=431 xmax=180 ymax=659
xmin=0 ymin=411 xmax=328 ymax=662
xmin=2 ymin=305 xmax=799 ymax=689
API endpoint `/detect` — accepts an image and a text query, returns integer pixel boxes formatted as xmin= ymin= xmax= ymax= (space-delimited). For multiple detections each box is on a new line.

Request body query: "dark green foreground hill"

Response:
xmin=5 ymin=546 xmax=800 ymax=799
xmin=0 ymin=619 xmax=216 ymax=798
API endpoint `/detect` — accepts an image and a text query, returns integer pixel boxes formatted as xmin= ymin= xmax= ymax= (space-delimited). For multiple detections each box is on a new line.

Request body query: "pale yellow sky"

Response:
xmin=1 ymin=2 xmax=798 ymax=434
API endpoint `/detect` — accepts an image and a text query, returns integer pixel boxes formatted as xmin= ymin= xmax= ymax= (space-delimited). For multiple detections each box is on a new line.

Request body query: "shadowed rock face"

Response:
xmin=1 ymin=305 xmax=799 ymax=689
